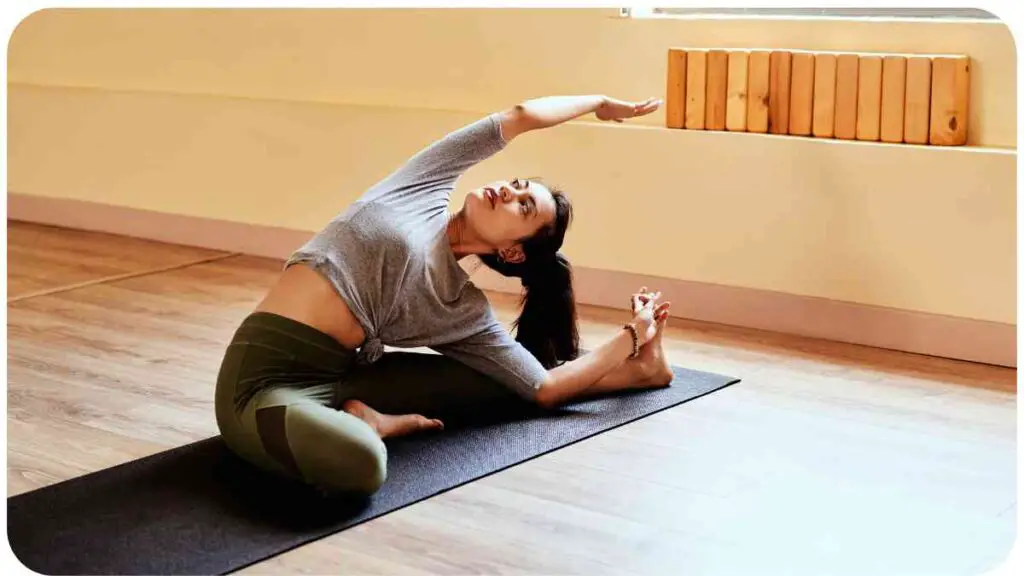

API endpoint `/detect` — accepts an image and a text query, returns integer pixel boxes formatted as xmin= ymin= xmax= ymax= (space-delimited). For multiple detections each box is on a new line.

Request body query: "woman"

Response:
xmin=214 ymin=94 xmax=672 ymax=495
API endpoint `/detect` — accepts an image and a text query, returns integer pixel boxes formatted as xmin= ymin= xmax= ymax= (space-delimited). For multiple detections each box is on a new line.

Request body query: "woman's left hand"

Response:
xmin=630 ymin=286 xmax=670 ymax=321
xmin=631 ymin=286 xmax=654 ymax=314
xmin=596 ymin=97 xmax=662 ymax=123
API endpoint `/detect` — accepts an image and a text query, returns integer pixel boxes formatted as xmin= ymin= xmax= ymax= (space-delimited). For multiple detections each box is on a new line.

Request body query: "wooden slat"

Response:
xmin=788 ymin=52 xmax=815 ymax=136
xmin=880 ymin=55 xmax=907 ymax=143
xmin=856 ymin=55 xmax=883 ymax=141
xmin=666 ymin=48 xmax=687 ymax=129
xmin=834 ymin=53 xmax=860 ymax=140
xmin=904 ymin=56 xmax=933 ymax=144
xmin=768 ymin=51 xmax=792 ymax=135
xmin=685 ymin=50 xmax=708 ymax=130
xmin=812 ymin=53 xmax=838 ymax=138
xmin=726 ymin=50 xmax=749 ymax=132
xmin=929 ymin=55 xmax=971 ymax=145
xmin=746 ymin=50 xmax=771 ymax=133
xmin=705 ymin=50 xmax=729 ymax=131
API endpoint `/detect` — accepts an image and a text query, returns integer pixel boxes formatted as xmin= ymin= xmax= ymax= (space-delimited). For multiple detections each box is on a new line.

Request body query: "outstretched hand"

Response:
xmin=596 ymin=97 xmax=662 ymax=123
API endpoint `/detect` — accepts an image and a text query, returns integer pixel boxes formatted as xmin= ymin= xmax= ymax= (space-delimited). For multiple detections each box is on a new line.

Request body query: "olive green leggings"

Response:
xmin=214 ymin=312 xmax=528 ymax=495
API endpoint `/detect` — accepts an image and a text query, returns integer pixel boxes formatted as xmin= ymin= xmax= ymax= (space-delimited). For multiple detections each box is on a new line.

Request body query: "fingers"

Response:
xmin=633 ymin=294 xmax=657 ymax=311
xmin=655 ymin=301 xmax=671 ymax=322
xmin=645 ymin=298 xmax=665 ymax=315
xmin=632 ymin=97 xmax=662 ymax=116
xmin=604 ymin=97 xmax=661 ymax=122
xmin=632 ymin=287 xmax=667 ymax=318
xmin=631 ymin=295 xmax=645 ymax=310
xmin=631 ymin=286 xmax=649 ymax=313
xmin=639 ymin=294 xmax=661 ymax=319
xmin=632 ymin=289 xmax=661 ymax=305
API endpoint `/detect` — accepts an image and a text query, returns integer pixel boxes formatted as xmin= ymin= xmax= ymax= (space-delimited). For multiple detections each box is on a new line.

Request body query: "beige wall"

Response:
xmin=7 ymin=9 xmax=1018 ymax=324
xmin=8 ymin=9 xmax=1016 ymax=147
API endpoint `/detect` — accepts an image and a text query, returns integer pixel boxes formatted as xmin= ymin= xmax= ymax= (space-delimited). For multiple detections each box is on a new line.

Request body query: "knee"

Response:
xmin=342 ymin=438 xmax=387 ymax=495
xmin=272 ymin=403 xmax=389 ymax=495
xmin=320 ymin=418 xmax=388 ymax=495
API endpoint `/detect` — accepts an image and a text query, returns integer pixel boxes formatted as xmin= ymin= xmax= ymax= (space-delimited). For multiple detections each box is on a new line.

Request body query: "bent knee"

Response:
xmin=349 ymin=444 xmax=387 ymax=494
xmin=295 ymin=433 xmax=387 ymax=495
xmin=256 ymin=402 xmax=388 ymax=495
xmin=327 ymin=433 xmax=387 ymax=494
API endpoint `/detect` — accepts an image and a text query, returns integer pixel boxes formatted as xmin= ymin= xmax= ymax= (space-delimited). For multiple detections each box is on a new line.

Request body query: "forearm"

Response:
xmin=514 ymin=95 xmax=608 ymax=131
xmin=535 ymin=327 xmax=634 ymax=408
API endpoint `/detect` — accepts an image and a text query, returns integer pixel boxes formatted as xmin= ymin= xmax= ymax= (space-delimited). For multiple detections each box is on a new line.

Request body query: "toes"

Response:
xmin=416 ymin=415 xmax=445 ymax=432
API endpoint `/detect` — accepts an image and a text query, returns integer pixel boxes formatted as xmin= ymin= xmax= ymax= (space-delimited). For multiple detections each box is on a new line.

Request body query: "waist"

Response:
xmin=233 ymin=311 xmax=353 ymax=360
xmin=254 ymin=261 xmax=367 ymax=349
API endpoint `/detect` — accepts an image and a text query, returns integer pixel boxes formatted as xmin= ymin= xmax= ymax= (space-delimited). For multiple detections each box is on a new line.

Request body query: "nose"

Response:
xmin=499 ymin=184 xmax=513 ymax=202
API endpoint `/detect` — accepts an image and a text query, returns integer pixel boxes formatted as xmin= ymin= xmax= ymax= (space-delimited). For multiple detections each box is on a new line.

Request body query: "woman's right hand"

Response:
xmin=629 ymin=287 xmax=671 ymax=346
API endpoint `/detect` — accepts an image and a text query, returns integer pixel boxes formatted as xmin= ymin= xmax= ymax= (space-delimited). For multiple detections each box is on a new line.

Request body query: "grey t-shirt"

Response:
xmin=285 ymin=113 xmax=549 ymax=399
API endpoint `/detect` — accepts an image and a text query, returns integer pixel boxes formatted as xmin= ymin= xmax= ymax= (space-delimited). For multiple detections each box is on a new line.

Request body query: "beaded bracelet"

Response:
xmin=623 ymin=323 xmax=639 ymax=359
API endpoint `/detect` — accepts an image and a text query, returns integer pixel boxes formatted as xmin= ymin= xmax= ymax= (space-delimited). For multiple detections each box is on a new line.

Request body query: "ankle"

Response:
xmin=342 ymin=400 xmax=383 ymax=436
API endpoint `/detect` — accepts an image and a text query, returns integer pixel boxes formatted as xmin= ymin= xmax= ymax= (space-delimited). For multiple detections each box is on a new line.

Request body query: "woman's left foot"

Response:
xmin=633 ymin=317 xmax=673 ymax=388
xmin=342 ymin=399 xmax=444 ymax=439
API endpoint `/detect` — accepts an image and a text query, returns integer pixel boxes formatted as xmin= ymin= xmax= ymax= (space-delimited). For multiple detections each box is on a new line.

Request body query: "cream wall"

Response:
xmin=8 ymin=9 xmax=1016 ymax=147
xmin=7 ymin=9 xmax=1018 ymax=325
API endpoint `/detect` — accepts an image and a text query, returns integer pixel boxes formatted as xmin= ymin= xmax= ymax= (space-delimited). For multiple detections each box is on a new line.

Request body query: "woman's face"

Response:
xmin=464 ymin=178 xmax=557 ymax=249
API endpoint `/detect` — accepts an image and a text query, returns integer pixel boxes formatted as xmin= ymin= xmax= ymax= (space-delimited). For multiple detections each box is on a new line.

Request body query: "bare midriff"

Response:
xmin=253 ymin=263 xmax=367 ymax=350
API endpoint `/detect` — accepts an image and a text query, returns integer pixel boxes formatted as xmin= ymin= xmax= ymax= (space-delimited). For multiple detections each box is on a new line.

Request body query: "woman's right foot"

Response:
xmin=342 ymin=399 xmax=444 ymax=439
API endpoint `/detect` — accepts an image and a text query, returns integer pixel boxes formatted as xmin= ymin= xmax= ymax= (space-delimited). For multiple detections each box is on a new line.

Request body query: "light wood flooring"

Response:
xmin=5 ymin=221 xmax=1017 ymax=575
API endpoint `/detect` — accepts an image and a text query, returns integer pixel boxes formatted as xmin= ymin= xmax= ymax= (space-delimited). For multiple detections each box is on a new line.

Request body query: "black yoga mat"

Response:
xmin=8 ymin=365 xmax=739 ymax=575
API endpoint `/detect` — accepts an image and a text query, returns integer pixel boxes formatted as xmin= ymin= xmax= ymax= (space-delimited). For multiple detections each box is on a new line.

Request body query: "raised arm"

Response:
xmin=499 ymin=94 xmax=662 ymax=141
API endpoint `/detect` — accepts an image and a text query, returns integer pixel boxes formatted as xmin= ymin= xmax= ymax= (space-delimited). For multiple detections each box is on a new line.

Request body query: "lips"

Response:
xmin=484 ymin=187 xmax=497 ymax=208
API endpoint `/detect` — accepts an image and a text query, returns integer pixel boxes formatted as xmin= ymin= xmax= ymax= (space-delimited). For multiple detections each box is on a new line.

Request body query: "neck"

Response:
xmin=446 ymin=211 xmax=493 ymax=259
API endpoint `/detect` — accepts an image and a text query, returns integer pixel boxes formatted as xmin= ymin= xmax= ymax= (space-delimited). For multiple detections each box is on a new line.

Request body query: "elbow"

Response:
xmin=533 ymin=376 xmax=560 ymax=410
xmin=500 ymin=104 xmax=539 ymax=141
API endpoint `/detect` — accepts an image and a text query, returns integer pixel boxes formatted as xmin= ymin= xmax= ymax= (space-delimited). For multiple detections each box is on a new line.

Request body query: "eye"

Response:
xmin=511 ymin=178 xmax=524 ymax=189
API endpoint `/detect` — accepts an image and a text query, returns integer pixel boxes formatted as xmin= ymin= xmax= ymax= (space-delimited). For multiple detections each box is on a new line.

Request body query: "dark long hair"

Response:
xmin=479 ymin=190 xmax=579 ymax=369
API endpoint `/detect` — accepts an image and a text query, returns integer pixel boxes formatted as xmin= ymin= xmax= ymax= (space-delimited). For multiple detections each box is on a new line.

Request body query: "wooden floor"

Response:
xmin=6 ymin=220 xmax=1017 ymax=575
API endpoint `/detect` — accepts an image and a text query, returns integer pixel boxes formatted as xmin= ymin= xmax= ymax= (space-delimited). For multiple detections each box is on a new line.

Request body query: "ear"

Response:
xmin=498 ymin=244 xmax=526 ymax=264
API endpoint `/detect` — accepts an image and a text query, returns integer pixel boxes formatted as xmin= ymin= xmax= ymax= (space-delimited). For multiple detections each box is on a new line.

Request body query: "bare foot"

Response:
xmin=342 ymin=399 xmax=444 ymax=439
xmin=633 ymin=316 xmax=673 ymax=388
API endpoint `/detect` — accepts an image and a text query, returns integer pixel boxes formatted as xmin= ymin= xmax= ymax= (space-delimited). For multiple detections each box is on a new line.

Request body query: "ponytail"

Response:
xmin=480 ymin=252 xmax=579 ymax=368
xmin=479 ymin=189 xmax=579 ymax=368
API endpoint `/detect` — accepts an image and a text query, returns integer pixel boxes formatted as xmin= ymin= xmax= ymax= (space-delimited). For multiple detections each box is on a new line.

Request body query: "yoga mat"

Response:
xmin=7 ymin=365 xmax=739 ymax=575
